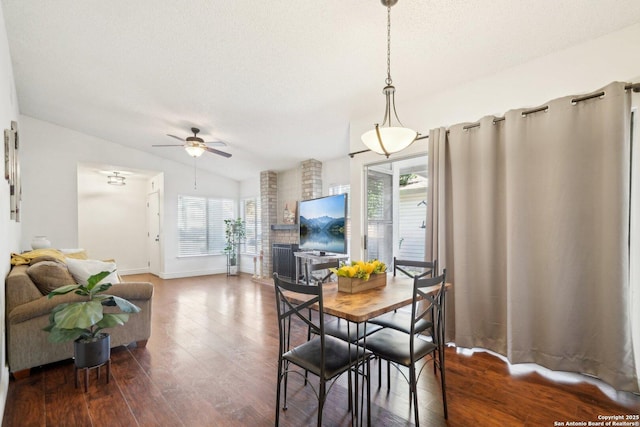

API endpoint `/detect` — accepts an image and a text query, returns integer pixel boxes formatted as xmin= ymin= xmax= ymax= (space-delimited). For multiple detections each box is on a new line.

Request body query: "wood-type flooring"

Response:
xmin=3 ymin=273 xmax=639 ymax=426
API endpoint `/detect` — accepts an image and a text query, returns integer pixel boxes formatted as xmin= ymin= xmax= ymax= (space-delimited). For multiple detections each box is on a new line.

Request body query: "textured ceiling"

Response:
xmin=3 ymin=0 xmax=640 ymax=181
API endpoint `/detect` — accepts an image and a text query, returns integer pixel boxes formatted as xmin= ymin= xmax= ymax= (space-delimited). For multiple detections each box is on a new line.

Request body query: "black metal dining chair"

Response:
xmin=304 ymin=262 xmax=384 ymax=343
xmin=359 ymin=270 xmax=448 ymax=425
xmin=273 ymin=273 xmax=371 ymax=426
xmin=369 ymin=259 xmax=438 ymax=385
xmin=304 ymin=260 xmax=339 ymax=286
xmin=303 ymin=262 xmax=381 ymax=415
xmin=369 ymin=258 xmax=437 ymax=334
xmin=393 ymin=258 xmax=437 ymax=280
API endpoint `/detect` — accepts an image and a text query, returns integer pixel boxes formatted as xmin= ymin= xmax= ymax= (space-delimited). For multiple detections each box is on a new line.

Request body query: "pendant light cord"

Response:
xmin=193 ymin=157 xmax=197 ymax=190
xmin=386 ymin=6 xmax=392 ymax=86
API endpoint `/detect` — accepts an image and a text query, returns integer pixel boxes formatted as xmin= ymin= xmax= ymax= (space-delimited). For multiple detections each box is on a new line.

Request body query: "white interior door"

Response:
xmin=147 ymin=191 xmax=160 ymax=276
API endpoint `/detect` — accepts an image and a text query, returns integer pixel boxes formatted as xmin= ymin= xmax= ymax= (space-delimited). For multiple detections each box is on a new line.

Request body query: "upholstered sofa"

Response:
xmin=6 ymin=261 xmax=153 ymax=378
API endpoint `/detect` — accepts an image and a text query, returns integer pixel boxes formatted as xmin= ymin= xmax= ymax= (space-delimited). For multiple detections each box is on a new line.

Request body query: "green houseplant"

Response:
xmin=224 ymin=218 xmax=246 ymax=274
xmin=43 ymin=270 xmax=141 ymax=368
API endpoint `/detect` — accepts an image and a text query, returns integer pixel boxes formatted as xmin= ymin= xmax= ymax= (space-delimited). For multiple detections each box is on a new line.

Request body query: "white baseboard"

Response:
xmin=0 ymin=365 xmax=9 ymax=426
xmin=159 ymin=268 xmax=227 ymax=279
xmin=118 ymin=267 xmax=150 ymax=275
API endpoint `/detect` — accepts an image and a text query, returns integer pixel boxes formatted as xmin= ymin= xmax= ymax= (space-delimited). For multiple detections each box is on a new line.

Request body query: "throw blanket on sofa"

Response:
xmin=10 ymin=249 xmax=66 ymax=265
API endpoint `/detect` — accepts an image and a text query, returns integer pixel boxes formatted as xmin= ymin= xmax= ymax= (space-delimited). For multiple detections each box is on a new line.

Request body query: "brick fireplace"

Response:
xmin=260 ymin=159 xmax=322 ymax=278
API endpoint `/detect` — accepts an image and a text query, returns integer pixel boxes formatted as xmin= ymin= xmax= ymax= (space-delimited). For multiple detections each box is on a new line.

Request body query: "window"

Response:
xmin=178 ymin=195 xmax=235 ymax=256
xmin=366 ymin=169 xmax=393 ymax=264
xmin=364 ymin=156 xmax=427 ymax=265
xmin=329 ymin=184 xmax=350 ymax=199
xmin=243 ymin=197 xmax=262 ymax=255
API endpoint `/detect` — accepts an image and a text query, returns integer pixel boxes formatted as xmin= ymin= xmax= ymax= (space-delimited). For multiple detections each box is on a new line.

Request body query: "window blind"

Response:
xmin=178 ymin=195 xmax=234 ymax=256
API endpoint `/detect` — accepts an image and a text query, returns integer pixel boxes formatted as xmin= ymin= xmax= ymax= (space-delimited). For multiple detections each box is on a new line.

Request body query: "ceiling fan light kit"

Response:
xmin=185 ymin=145 xmax=205 ymax=157
xmin=361 ymin=0 xmax=419 ymax=158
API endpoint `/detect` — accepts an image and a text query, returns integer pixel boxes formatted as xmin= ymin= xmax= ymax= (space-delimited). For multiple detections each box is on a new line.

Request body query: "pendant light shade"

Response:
xmin=362 ymin=125 xmax=418 ymax=156
xmin=361 ymin=0 xmax=418 ymax=157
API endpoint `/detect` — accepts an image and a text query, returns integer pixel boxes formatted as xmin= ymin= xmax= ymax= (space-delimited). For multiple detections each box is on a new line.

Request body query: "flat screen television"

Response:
xmin=298 ymin=193 xmax=347 ymax=254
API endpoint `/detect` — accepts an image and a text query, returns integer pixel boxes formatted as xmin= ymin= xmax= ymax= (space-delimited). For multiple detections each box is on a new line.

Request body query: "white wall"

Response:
xmin=0 ymin=3 xmax=20 ymax=420
xmin=19 ymin=116 xmax=240 ymax=278
xmin=277 ymin=167 xmax=301 ymax=222
xmin=239 ymin=176 xmax=259 ymax=199
xmin=348 ymin=22 xmax=640 ymax=261
xmin=322 ymin=156 xmax=350 ymax=194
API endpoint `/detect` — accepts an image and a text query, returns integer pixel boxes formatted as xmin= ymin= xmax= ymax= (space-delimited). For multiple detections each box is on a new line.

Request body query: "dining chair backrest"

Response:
xmin=304 ymin=260 xmax=340 ymax=285
xmin=394 ymin=257 xmax=437 ymax=280
xmin=273 ymin=273 xmax=326 ymax=362
xmin=410 ymin=270 xmax=447 ymax=351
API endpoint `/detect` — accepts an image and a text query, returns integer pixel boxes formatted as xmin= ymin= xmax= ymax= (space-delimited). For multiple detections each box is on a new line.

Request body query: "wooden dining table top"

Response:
xmin=284 ymin=274 xmax=451 ymax=323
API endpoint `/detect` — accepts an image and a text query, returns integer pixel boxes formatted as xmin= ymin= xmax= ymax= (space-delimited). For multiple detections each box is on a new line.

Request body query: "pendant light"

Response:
xmin=361 ymin=0 xmax=418 ymax=157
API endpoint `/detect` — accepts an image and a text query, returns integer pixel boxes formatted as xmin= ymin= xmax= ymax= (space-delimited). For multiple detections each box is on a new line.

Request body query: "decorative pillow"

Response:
xmin=65 ymin=258 xmax=120 ymax=286
xmin=26 ymin=260 xmax=76 ymax=295
xmin=30 ymin=255 xmax=65 ymax=265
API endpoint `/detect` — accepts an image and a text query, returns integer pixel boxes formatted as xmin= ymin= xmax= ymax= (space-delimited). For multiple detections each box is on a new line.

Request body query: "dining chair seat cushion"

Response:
xmin=361 ymin=328 xmax=437 ymax=367
xmin=324 ymin=319 xmax=383 ymax=343
xmin=369 ymin=311 xmax=433 ymax=335
xmin=284 ymin=335 xmax=371 ymax=380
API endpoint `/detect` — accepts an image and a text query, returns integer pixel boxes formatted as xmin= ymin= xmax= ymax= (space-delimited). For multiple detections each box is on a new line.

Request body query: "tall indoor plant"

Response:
xmin=224 ymin=218 xmax=246 ymax=274
xmin=43 ymin=270 xmax=140 ymax=368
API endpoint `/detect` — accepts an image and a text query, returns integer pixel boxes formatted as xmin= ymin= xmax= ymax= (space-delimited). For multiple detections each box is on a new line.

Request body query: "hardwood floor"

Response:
xmin=3 ymin=273 xmax=639 ymax=426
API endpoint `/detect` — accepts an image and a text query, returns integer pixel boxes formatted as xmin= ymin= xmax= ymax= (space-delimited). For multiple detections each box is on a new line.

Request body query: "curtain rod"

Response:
xmin=348 ymin=82 xmax=640 ymax=158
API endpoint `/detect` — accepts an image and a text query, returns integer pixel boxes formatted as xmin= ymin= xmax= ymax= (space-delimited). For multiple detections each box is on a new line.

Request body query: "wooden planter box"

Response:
xmin=338 ymin=273 xmax=387 ymax=293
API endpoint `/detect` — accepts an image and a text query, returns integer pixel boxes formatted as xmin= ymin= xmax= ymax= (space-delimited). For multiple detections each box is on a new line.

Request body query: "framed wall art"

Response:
xmin=4 ymin=127 xmax=12 ymax=181
xmin=5 ymin=120 xmax=20 ymax=222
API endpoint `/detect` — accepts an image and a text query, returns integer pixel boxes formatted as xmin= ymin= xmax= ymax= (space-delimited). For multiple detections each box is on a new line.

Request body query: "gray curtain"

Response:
xmin=427 ymin=127 xmax=455 ymax=339
xmin=429 ymin=81 xmax=638 ymax=393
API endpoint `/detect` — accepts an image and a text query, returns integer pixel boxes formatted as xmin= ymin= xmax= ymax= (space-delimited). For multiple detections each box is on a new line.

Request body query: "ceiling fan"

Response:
xmin=153 ymin=127 xmax=232 ymax=158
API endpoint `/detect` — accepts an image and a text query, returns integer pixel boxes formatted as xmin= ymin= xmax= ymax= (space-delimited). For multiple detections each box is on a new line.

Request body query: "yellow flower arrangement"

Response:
xmin=331 ymin=259 xmax=387 ymax=281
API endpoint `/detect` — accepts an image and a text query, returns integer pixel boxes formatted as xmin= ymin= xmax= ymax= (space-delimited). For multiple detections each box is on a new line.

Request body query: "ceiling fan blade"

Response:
xmin=204 ymin=147 xmax=232 ymax=158
xmin=203 ymin=140 xmax=227 ymax=147
xmin=152 ymin=144 xmax=185 ymax=147
xmin=167 ymin=134 xmax=185 ymax=142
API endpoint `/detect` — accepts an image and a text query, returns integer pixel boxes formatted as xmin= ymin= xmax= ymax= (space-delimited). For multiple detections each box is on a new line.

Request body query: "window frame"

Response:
xmin=242 ymin=196 xmax=262 ymax=256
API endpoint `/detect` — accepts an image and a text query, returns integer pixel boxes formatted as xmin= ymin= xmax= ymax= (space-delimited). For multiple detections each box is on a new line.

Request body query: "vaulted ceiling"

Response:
xmin=3 ymin=1 xmax=640 ymax=181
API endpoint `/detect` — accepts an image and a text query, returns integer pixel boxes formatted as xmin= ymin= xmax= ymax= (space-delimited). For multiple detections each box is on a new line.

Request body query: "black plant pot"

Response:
xmin=74 ymin=333 xmax=110 ymax=368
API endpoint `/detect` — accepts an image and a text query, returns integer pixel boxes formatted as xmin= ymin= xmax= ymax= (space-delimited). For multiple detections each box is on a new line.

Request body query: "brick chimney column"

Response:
xmin=260 ymin=170 xmax=277 ymax=276
xmin=301 ymin=159 xmax=322 ymax=201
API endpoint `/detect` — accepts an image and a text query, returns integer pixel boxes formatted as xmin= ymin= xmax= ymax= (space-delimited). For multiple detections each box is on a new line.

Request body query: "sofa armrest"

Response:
xmin=8 ymin=282 xmax=153 ymax=325
xmin=6 ymin=265 xmax=44 ymax=313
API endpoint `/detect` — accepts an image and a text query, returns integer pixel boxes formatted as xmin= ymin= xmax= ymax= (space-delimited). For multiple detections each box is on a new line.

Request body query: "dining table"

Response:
xmin=282 ymin=273 xmax=451 ymax=426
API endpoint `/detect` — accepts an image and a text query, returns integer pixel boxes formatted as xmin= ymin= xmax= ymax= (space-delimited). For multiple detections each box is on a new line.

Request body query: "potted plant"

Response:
xmin=43 ymin=270 xmax=141 ymax=369
xmin=331 ymin=259 xmax=387 ymax=293
xmin=224 ymin=218 xmax=246 ymax=275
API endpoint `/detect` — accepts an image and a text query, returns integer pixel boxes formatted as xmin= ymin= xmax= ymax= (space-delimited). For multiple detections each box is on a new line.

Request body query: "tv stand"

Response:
xmin=293 ymin=251 xmax=349 ymax=284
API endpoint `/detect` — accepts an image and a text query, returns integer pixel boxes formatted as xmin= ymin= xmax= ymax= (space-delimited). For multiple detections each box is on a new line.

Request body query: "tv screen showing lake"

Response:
xmin=299 ymin=218 xmax=345 ymax=252
xmin=298 ymin=194 xmax=347 ymax=253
